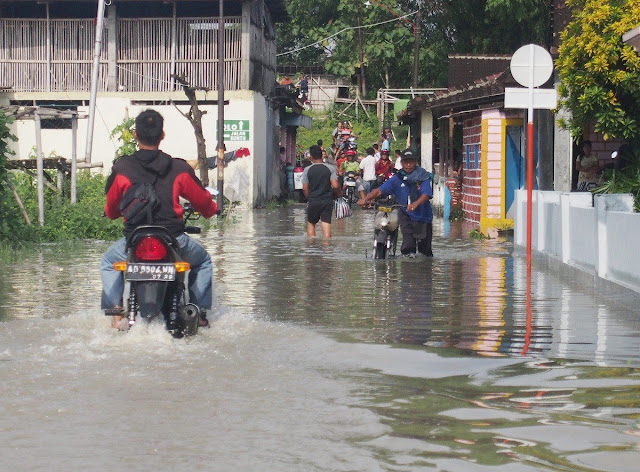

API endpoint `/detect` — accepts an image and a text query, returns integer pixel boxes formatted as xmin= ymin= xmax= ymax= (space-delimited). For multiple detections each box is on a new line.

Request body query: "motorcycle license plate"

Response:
xmin=126 ymin=263 xmax=176 ymax=281
xmin=346 ymin=181 xmax=356 ymax=186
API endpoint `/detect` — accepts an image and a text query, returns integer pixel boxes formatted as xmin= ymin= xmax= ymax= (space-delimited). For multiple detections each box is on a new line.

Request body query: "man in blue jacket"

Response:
xmin=358 ymin=149 xmax=433 ymax=256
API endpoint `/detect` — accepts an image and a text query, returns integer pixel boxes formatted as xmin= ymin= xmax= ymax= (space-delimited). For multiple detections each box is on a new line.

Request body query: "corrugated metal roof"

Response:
xmin=448 ymin=55 xmax=512 ymax=89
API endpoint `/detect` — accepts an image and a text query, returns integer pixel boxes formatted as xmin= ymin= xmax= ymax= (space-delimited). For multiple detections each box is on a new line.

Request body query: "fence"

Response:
xmin=514 ymin=189 xmax=640 ymax=293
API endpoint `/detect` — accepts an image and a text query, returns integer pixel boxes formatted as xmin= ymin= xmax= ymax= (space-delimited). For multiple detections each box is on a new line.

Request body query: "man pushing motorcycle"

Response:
xmin=101 ymin=109 xmax=218 ymax=329
xmin=358 ymin=149 xmax=433 ymax=257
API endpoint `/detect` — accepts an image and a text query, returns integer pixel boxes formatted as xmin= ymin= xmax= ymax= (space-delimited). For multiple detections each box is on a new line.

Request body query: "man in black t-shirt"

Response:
xmin=302 ymin=145 xmax=342 ymax=238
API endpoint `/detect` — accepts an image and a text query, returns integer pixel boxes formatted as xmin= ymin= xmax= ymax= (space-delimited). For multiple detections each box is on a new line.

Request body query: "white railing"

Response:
xmin=514 ymin=189 xmax=640 ymax=292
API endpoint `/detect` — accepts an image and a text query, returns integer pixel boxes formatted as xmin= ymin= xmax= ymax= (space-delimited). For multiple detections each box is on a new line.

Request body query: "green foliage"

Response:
xmin=2 ymin=171 xmax=123 ymax=244
xmin=449 ymin=207 xmax=464 ymax=221
xmin=557 ymin=0 xmax=640 ymax=140
xmin=469 ymin=228 xmax=487 ymax=240
xmin=0 ymin=110 xmax=18 ymax=241
xmin=594 ymin=147 xmax=640 ymax=210
xmin=277 ymin=0 xmax=552 ymax=91
xmin=296 ymin=107 xmax=408 ymax=158
xmin=110 ymin=117 xmax=137 ymax=159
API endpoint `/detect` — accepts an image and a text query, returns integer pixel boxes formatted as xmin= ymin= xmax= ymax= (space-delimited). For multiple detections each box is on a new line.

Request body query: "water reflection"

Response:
xmin=3 ymin=208 xmax=640 ymax=470
xmin=3 ymin=207 xmax=640 ymax=366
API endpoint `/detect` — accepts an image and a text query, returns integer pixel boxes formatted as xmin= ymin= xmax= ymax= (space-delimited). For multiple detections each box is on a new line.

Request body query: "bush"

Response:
xmin=557 ymin=0 xmax=640 ymax=141
xmin=0 ymin=111 xmax=18 ymax=241
xmin=4 ymin=171 xmax=123 ymax=243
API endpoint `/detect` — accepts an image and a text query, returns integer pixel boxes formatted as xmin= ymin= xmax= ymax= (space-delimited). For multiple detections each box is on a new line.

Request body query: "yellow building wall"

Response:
xmin=480 ymin=110 xmax=516 ymax=235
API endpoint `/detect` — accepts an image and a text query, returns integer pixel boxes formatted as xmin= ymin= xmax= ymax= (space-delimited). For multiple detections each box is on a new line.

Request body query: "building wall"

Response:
xmin=481 ymin=109 xmax=505 ymax=226
xmin=420 ymin=109 xmax=434 ymax=173
xmin=461 ymin=113 xmax=482 ymax=223
xmin=1 ymin=89 xmax=278 ymax=206
xmin=586 ymin=130 xmax=624 ymax=167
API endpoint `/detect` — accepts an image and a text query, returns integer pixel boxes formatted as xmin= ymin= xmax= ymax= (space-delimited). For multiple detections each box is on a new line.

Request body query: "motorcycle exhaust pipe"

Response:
xmin=179 ymin=303 xmax=200 ymax=337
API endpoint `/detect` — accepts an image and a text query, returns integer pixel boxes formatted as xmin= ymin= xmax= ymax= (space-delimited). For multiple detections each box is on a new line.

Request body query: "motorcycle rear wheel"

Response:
xmin=374 ymin=242 xmax=387 ymax=259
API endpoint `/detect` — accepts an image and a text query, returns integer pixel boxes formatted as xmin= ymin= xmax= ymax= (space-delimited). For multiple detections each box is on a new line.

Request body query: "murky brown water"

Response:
xmin=2 ymin=206 xmax=640 ymax=471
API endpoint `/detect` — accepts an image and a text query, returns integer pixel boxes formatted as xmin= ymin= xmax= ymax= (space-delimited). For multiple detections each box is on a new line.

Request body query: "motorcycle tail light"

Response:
xmin=135 ymin=236 xmax=168 ymax=261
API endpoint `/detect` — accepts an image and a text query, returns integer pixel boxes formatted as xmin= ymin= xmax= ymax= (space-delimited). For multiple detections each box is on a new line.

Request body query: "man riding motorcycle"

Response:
xmin=101 ymin=109 xmax=217 ymax=329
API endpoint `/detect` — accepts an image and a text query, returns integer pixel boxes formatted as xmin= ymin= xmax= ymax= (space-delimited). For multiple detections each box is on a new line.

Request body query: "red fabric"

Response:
xmin=234 ymin=147 xmax=251 ymax=158
xmin=174 ymin=173 xmax=217 ymax=218
xmin=104 ymin=174 xmax=131 ymax=219
xmin=375 ymin=159 xmax=393 ymax=179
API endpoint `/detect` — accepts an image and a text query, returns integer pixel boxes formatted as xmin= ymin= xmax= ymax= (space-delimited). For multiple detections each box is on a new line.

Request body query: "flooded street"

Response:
xmin=2 ymin=206 xmax=640 ymax=471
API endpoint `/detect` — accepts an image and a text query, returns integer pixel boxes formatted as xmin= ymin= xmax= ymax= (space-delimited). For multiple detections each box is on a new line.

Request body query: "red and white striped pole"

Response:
xmin=526 ymin=44 xmax=535 ymax=268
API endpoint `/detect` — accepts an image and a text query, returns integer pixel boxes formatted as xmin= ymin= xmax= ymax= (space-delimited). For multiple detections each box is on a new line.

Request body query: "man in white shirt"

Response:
xmin=359 ymin=147 xmax=377 ymax=193
xmin=373 ymin=143 xmax=381 ymax=162
xmin=394 ymin=149 xmax=403 ymax=171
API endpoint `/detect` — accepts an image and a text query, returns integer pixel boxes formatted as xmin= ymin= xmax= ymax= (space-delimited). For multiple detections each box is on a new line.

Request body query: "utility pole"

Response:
xmin=412 ymin=8 xmax=421 ymax=89
xmin=85 ymin=0 xmax=107 ymax=164
xmin=216 ymin=0 xmax=225 ymax=214
xmin=356 ymin=10 xmax=366 ymax=97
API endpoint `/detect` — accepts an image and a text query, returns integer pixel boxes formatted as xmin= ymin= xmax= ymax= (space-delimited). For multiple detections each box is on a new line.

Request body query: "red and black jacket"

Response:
xmin=105 ymin=150 xmax=217 ymax=237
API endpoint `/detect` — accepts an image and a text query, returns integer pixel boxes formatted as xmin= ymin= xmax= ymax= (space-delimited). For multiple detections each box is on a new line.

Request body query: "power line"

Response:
xmin=276 ymin=11 xmax=418 ymax=57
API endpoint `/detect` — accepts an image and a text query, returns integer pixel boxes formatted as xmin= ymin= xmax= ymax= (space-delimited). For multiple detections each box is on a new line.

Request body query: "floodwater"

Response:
xmin=2 ymin=207 xmax=640 ymax=472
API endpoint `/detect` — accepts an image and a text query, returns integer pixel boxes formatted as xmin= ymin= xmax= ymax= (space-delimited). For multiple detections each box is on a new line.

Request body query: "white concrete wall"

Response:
xmin=515 ymin=189 xmax=640 ymax=292
xmin=420 ymin=109 xmax=433 ymax=172
xmin=3 ymin=90 xmax=277 ymax=206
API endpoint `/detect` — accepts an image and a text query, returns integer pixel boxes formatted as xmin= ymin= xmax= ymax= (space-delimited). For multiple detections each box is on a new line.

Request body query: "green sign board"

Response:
xmin=216 ymin=120 xmax=250 ymax=141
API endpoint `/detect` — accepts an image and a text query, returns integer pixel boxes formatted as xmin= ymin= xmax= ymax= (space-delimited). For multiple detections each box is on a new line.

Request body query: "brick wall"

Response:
xmin=586 ymin=131 xmax=624 ymax=169
xmin=461 ymin=114 xmax=482 ymax=223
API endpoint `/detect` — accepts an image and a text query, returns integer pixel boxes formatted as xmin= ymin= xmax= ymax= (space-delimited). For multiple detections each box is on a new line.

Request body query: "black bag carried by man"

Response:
xmin=118 ymin=181 xmax=159 ymax=225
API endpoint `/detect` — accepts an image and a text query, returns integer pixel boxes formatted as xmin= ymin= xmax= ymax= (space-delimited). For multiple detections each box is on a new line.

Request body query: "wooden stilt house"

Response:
xmin=0 ymin=0 xmax=299 ymax=206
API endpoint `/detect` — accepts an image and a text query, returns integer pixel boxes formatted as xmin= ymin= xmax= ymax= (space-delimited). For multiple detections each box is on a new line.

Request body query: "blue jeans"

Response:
xmin=363 ymin=179 xmax=376 ymax=193
xmin=100 ymin=234 xmax=213 ymax=311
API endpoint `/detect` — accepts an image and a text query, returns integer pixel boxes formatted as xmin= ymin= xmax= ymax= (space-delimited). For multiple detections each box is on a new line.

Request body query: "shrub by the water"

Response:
xmin=3 ymin=171 xmax=123 ymax=243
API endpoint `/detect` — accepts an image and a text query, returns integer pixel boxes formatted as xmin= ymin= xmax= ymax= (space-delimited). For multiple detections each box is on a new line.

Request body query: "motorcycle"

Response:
xmin=343 ymin=171 xmax=359 ymax=206
xmin=111 ymin=203 xmax=205 ymax=338
xmin=372 ymin=203 xmax=401 ymax=259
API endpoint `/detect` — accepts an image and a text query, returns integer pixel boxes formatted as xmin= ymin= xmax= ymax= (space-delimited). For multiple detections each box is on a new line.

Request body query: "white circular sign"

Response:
xmin=510 ymin=44 xmax=553 ymax=88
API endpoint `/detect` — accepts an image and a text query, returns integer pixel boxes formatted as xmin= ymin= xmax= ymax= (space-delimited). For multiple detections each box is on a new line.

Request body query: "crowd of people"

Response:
xmin=300 ymin=122 xmax=434 ymax=257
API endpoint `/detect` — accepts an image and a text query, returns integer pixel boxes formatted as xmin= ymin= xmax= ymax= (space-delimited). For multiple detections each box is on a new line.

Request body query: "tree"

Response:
xmin=0 ymin=110 xmax=18 ymax=239
xmin=172 ymin=74 xmax=210 ymax=185
xmin=556 ymin=0 xmax=640 ymax=141
xmin=277 ymin=0 xmax=552 ymax=92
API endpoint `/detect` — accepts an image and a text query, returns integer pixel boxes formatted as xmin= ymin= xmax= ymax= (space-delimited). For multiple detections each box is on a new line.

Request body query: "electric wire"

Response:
xmin=277 ymin=11 xmax=418 ymax=57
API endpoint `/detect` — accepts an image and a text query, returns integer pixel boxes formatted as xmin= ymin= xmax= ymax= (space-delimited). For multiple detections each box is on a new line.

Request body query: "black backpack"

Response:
xmin=119 ymin=174 xmax=159 ymax=226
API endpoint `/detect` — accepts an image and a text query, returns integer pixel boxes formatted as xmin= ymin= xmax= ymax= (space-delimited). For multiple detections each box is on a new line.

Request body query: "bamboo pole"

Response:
xmin=34 ymin=111 xmax=45 ymax=226
xmin=170 ymin=3 xmax=177 ymax=90
xmin=9 ymin=182 xmax=31 ymax=226
xmin=46 ymin=4 xmax=51 ymax=92
xmin=71 ymin=114 xmax=78 ymax=204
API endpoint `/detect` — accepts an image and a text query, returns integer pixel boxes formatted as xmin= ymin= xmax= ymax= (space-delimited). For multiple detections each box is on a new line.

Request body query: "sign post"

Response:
xmin=505 ymin=44 xmax=556 ymax=356
xmin=505 ymin=44 xmax=556 ymax=266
